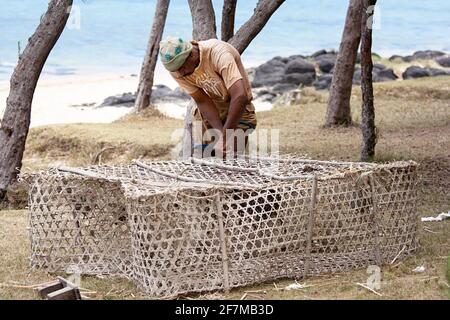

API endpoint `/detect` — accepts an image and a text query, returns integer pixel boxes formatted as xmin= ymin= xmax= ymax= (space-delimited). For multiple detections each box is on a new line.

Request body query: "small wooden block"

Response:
xmin=37 ymin=280 xmax=64 ymax=299
xmin=37 ymin=277 xmax=82 ymax=300
xmin=47 ymin=286 xmax=80 ymax=300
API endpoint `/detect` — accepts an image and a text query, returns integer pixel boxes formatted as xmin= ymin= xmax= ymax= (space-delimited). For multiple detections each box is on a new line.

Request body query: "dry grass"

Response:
xmin=1 ymin=76 xmax=449 ymax=300
xmin=263 ymin=76 xmax=450 ymax=162
xmin=0 ymin=210 xmax=147 ymax=300
xmin=23 ymin=107 xmax=183 ymax=171
xmin=1 ymin=207 xmax=448 ymax=300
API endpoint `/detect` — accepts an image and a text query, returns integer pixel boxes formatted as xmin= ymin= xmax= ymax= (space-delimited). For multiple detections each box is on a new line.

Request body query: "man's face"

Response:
xmin=177 ymin=49 xmax=198 ymax=77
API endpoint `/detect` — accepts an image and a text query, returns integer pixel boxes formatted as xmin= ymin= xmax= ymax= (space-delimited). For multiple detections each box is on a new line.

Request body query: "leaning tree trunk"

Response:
xmin=360 ymin=0 xmax=377 ymax=162
xmin=182 ymin=0 xmax=217 ymax=158
xmin=188 ymin=0 xmax=217 ymax=40
xmin=221 ymin=0 xmax=237 ymax=42
xmin=0 ymin=0 xmax=73 ymax=200
xmin=325 ymin=0 xmax=364 ymax=127
xmin=229 ymin=0 xmax=286 ymax=54
xmin=135 ymin=0 xmax=170 ymax=111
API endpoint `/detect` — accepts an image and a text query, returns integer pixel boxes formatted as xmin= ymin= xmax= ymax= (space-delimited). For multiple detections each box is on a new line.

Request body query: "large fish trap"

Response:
xmin=21 ymin=157 xmax=419 ymax=298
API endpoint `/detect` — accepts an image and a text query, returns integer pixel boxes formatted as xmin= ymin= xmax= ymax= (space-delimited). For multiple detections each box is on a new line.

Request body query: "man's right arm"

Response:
xmin=190 ymin=89 xmax=223 ymax=132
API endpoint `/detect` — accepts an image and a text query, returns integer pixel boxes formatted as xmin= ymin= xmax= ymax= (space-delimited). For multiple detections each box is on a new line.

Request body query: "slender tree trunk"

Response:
xmin=221 ymin=0 xmax=237 ymax=42
xmin=229 ymin=0 xmax=286 ymax=54
xmin=360 ymin=0 xmax=377 ymax=161
xmin=0 ymin=0 xmax=73 ymax=200
xmin=188 ymin=0 xmax=217 ymax=40
xmin=135 ymin=0 xmax=170 ymax=112
xmin=325 ymin=0 xmax=364 ymax=127
xmin=181 ymin=0 xmax=217 ymax=158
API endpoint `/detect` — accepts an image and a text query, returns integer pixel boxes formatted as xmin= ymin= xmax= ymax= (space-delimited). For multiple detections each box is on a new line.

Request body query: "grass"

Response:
xmin=0 ymin=209 xmax=147 ymax=300
xmin=265 ymin=77 xmax=450 ymax=162
xmin=22 ymin=107 xmax=183 ymax=171
xmin=447 ymin=254 xmax=450 ymax=289
xmin=1 ymin=77 xmax=450 ymax=300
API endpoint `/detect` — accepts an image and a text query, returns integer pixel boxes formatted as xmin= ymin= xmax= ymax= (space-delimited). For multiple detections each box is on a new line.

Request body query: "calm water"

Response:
xmin=1 ymin=0 xmax=449 ymax=80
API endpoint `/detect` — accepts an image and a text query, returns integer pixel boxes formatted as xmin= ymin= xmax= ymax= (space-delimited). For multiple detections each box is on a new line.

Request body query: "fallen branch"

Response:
xmin=356 ymin=282 xmax=383 ymax=297
xmin=133 ymin=159 xmax=255 ymax=188
xmin=244 ymin=290 xmax=267 ymax=294
xmin=423 ymin=227 xmax=440 ymax=234
xmin=246 ymin=293 xmax=266 ymax=300
xmin=91 ymin=146 xmax=116 ymax=165
xmin=0 ymin=283 xmax=37 ymax=289
xmin=390 ymin=245 xmax=406 ymax=264
xmin=419 ymin=276 xmax=439 ymax=282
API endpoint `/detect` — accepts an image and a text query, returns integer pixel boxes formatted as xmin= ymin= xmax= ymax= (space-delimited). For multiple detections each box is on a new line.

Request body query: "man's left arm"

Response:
xmin=214 ymin=49 xmax=250 ymax=131
xmin=223 ymin=79 xmax=250 ymax=131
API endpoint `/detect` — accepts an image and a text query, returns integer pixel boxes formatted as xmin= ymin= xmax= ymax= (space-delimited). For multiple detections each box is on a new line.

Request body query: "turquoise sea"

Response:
xmin=1 ymin=0 xmax=449 ymax=80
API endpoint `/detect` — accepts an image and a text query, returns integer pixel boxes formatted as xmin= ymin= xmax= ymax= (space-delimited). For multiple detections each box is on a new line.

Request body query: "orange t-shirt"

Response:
xmin=171 ymin=39 xmax=255 ymax=121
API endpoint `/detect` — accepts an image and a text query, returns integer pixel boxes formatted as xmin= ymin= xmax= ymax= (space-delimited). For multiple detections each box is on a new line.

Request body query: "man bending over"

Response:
xmin=159 ymin=37 xmax=257 ymax=157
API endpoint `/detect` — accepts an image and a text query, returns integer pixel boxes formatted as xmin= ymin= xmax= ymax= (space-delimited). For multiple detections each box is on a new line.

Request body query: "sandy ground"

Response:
xmin=0 ymin=72 xmax=273 ymax=128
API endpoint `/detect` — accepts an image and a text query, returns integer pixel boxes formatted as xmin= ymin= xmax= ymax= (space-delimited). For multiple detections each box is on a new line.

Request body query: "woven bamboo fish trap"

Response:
xmin=21 ymin=157 xmax=419 ymax=298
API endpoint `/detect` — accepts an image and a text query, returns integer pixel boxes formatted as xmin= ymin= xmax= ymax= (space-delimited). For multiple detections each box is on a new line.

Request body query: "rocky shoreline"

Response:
xmin=100 ymin=49 xmax=450 ymax=108
xmin=249 ymin=49 xmax=450 ymax=103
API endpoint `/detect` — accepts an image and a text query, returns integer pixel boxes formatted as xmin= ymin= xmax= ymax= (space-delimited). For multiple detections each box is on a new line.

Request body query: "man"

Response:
xmin=159 ymin=36 xmax=257 ymax=157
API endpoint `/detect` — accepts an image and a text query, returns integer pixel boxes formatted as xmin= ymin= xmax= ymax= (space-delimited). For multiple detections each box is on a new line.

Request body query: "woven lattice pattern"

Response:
xmin=21 ymin=157 xmax=419 ymax=298
xmin=26 ymin=173 xmax=132 ymax=276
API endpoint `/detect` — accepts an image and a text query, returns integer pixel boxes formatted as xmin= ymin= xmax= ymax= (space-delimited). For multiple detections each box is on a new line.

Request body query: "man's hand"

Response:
xmin=191 ymin=89 xmax=224 ymax=132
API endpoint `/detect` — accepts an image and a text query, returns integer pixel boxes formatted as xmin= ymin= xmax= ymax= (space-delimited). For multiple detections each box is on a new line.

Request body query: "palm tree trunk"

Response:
xmin=360 ymin=0 xmax=377 ymax=161
xmin=188 ymin=0 xmax=217 ymax=40
xmin=0 ymin=0 xmax=73 ymax=200
xmin=221 ymin=0 xmax=237 ymax=42
xmin=325 ymin=0 xmax=364 ymax=127
xmin=229 ymin=0 xmax=286 ymax=54
xmin=135 ymin=0 xmax=170 ymax=112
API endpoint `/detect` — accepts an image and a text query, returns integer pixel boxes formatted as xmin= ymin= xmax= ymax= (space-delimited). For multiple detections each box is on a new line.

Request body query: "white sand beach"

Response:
xmin=0 ymin=72 xmax=166 ymax=128
xmin=0 ymin=72 xmax=273 ymax=128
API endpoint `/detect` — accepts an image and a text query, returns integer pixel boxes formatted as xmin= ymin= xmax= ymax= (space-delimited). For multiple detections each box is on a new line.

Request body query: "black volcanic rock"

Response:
xmin=272 ymin=83 xmax=298 ymax=94
xmin=310 ymin=49 xmax=327 ymax=58
xmin=353 ymin=67 xmax=398 ymax=84
xmin=436 ymin=55 xmax=450 ymax=67
xmin=99 ymin=84 xmax=191 ymax=108
xmin=353 ymin=67 xmax=362 ymax=85
xmin=318 ymin=58 xmax=335 ymax=73
xmin=394 ymin=50 xmax=446 ymax=62
xmin=314 ymin=74 xmax=333 ymax=90
xmin=373 ymin=63 xmax=387 ymax=70
xmin=389 ymin=55 xmax=404 ymax=61
xmin=375 ymin=68 xmax=398 ymax=81
xmin=282 ymin=72 xmax=316 ymax=86
xmin=412 ymin=50 xmax=446 ymax=60
xmin=285 ymin=58 xmax=316 ymax=75
xmin=402 ymin=66 xmax=431 ymax=79
xmin=100 ymin=92 xmax=136 ymax=107
xmin=252 ymin=58 xmax=287 ymax=87
xmin=428 ymin=68 xmax=450 ymax=77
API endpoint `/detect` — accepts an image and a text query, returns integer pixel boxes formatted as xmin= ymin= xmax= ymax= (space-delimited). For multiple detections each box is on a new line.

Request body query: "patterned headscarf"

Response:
xmin=159 ymin=37 xmax=193 ymax=72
